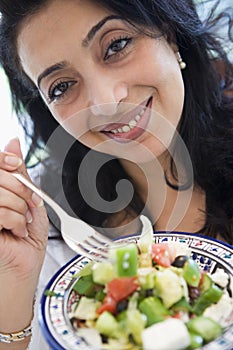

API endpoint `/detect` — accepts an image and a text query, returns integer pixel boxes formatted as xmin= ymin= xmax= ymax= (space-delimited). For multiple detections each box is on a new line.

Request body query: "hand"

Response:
xmin=0 ymin=138 xmax=49 ymax=334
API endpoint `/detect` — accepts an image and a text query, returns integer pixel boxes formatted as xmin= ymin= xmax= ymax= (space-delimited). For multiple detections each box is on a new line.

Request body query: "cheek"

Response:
xmin=50 ymin=107 xmax=95 ymax=143
xmin=147 ymin=53 xmax=185 ymax=124
xmin=125 ymin=44 xmax=184 ymax=118
xmin=157 ymin=72 xmax=184 ymax=115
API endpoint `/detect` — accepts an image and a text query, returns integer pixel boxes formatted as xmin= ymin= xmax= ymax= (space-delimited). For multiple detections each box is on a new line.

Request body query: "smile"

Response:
xmin=101 ymin=97 xmax=152 ymax=141
xmin=109 ymin=107 xmax=146 ymax=134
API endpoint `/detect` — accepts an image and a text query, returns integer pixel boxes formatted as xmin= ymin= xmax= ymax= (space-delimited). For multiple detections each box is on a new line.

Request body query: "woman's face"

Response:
xmin=18 ymin=0 xmax=185 ymax=162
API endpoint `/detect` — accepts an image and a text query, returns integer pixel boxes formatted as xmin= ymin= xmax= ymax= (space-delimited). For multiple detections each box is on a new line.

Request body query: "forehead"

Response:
xmin=17 ymin=0 xmax=112 ymax=83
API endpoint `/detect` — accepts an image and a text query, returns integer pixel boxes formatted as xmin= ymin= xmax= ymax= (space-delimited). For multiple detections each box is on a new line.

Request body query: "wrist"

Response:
xmin=0 ymin=335 xmax=31 ymax=350
xmin=0 ymin=277 xmax=35 ymax=333
xmin=0 ymin=290 xmax=34 ymax=350
xmin=0 ymin=323 xmax=32 ymax=344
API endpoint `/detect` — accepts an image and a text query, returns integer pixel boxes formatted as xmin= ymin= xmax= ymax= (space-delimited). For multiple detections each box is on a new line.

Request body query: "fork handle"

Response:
xmin=12 ymin=172 xmax=68 ymax=220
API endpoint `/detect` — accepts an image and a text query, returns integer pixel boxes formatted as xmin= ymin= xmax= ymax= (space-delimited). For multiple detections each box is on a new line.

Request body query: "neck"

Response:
xmin=120 ymin=151 xmax=170 ymax=203
xmin=120 ymin=155 xmax=206 ymax=233
xmin=120 ymin=154 xmax=169 ymax=226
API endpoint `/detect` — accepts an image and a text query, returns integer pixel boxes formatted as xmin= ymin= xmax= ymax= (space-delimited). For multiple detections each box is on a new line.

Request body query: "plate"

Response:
xmin=39 ymin=232 xmax=233 ymax=350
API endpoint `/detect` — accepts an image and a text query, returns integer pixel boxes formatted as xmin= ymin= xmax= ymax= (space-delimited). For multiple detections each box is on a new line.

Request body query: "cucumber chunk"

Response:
xmin=92 ymin=262 xmax=115 ymax=285
xmin=154 ymin=269 xmax=184 ymax=308
xmin=199 ymin=273 xmax=212 ymax=293
xmin=186 ymin=316 xmax=222 ymax=342
xmin=74 ymin=296 xmax=101 ymax=320
xmin=188 ymin=332 xmax=204 ymax=349
xmin=126 ymin=309 xmax=146 ymax=345
xmin=95 ymin=311 xmax=119 ymax=336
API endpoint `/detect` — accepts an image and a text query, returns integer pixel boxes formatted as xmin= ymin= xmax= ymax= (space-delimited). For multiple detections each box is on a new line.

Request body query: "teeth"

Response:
xmin=110 ymin=107 xmax=145 ymax=134
xmin=122 ymin=125 xmax=131 ymax=133
xmin=129 ymin=120 xmax=137 ymax=128
xmin=139 ymin=108 xmax=146 ymax=116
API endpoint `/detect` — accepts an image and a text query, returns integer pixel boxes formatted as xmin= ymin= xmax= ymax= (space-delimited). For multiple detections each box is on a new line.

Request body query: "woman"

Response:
xmin=0 ymin=0 xmax=232 ymax=349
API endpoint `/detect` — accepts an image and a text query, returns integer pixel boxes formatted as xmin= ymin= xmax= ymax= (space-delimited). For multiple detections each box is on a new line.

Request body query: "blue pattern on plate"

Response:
xmin=39 ymin=232 xmax=233 ymax=350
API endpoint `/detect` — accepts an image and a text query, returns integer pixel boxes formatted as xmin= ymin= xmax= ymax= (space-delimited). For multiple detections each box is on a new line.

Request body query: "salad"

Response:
xmin=68 ymin=231 xmax=233 ymax=350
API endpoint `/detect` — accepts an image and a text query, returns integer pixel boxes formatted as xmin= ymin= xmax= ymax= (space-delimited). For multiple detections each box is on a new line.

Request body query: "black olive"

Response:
xmin=116 ymin=300 xmax=128 ymax=313
xmin=101 ymin=335 xmax=108 ymax=343
xmin=171 ymin=255 xmax=188 ymax=268
xmin=188 ymin=286 xmax=201 ymax=304
xmin=145 ymin=289 xmax=154 ymax=297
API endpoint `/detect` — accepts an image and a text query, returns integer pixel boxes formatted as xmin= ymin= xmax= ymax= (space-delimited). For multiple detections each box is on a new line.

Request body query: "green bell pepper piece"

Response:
xmin=183 ymin=258 xmax=201 ymax=287
xmin=192 ymin=283 xmax=223 ymax=315
xmin=139 ymin=296 xmax=170 ymax=326
xmin=112 ymin=243 xmax=138 ymax=277
xmin=73 ymin=275 xmax=96 ymax=297
xmin=172 ymin=297 xmax=192 ymax=313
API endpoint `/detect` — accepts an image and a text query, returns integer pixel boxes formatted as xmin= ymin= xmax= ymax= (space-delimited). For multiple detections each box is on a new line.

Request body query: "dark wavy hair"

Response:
xmin=0 ymin=0 xmax=232 ymax=243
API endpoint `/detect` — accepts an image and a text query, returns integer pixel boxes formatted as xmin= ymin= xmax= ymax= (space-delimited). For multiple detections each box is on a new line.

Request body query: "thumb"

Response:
xmin=4 ymin=137 xmax=29 ymax=176
xmin=4 ymin=137 xmax=24 ymax=159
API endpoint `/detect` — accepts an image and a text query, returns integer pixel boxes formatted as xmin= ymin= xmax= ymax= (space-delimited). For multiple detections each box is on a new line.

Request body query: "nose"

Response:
xmin=87 ymin=74 xmax=128 ymax=116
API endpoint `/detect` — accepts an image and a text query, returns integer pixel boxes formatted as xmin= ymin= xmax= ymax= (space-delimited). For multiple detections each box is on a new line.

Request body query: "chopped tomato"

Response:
xmin=172 ymin=312 xmax=182 ymax=319
xmin=97 ymin=294 xmax=117 ymax=314
xmin=97 ymin=277 xmax=138 ymax=315
xmin=152 ymin=243 xmax=173 ymax=267
xmin=107 ymin=277 xmax=139 ymax=302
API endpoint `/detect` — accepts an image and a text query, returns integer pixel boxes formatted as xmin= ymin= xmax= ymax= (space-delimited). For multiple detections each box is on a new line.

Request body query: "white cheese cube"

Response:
xmin=204 ymin=292 xmax=233 ymax=327
xmin=142 ymin=318 xmax=190 ymax=350
xmin=210 ymin=268 xmax=229 ymax=288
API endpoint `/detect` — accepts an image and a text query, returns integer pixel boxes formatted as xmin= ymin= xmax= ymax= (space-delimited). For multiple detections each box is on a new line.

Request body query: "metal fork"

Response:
xmin=12 ymin=172 xmax=111 ymax=260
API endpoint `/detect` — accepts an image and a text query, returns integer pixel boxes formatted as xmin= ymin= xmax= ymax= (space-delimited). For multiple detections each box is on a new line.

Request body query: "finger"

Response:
xmin=26 ymin=207 xmax=49 ymax=247
xmin=4 ymin=139 xmax=49 ymax=241
xmin=0 ymin=170 xmax=44 ymax=215
xmin=0 ymin=169 xmax=33 ymax=204
xmin=0 ymin=186 xmax=30 ymax=217
xmin=4 ymin=137 xmax=24 ymax=159
xmin=3 ymin=139 xmax=44 ymax=207
xmin=0 ymin=208 xmax=29 ymax=238
xmin=3 ymin=138 xmax=28 ymax=175
xmin=0 ymin=151 xmax=23 ymax=171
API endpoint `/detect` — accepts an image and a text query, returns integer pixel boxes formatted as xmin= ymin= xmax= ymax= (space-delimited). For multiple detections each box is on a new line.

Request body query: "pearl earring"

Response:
xmin=177 ymin=52 xmax=186 ymax=70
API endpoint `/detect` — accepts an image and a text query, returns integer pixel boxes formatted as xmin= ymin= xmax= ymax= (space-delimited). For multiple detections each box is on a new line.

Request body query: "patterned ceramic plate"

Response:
xmin=39 ymin=232 xmax=233 ymax=350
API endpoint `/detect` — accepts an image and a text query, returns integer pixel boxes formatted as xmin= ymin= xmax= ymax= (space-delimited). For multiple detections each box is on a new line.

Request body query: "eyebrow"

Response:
xmin=82 ymin=14 xmax=123 ymax=47
xmin=37 ymin=61 xmax=67 ymax=88
xmin=37 ymin=15 xmax=124 ymax=88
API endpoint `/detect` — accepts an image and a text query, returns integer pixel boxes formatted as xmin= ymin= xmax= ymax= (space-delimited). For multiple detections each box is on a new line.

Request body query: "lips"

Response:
xmin=101 ymin=97 xmax=152 ymax=141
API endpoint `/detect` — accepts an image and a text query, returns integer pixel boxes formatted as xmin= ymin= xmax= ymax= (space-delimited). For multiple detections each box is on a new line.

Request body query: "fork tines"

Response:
xmin=75 ymin=238 xmax=109 ymax=261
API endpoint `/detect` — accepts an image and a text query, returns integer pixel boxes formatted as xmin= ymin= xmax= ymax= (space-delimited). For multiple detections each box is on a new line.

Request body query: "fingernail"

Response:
xmin=31 ymin=192 xmax=44 ymax=207
xmin=26 ymin=210 xmax=33 ymax=224
xmin=5 ymin=155 xmax=23 ymax=167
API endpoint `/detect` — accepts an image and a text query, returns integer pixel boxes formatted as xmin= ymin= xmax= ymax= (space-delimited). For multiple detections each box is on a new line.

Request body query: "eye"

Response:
xmin=104 ymin=36 xmax=132 ymax=61
xmin=47 ymin=80 xmax=77 ymax=104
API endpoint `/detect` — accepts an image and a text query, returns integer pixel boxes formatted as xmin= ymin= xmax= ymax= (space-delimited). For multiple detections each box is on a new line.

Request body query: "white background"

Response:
xmin=0 ymin=68 xmax=26 ymax=153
